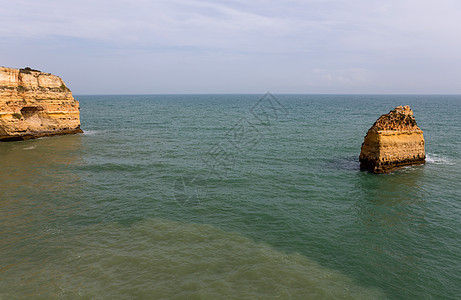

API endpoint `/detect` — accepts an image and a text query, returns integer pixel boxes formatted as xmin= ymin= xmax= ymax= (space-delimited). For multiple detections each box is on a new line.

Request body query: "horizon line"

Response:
xmin=73 ymin=92 xmax=461 ymax=96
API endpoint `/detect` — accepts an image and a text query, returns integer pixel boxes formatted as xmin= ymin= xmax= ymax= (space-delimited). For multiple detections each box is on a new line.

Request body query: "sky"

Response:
xmin=1 ymin=0 xmax=460 ymax=94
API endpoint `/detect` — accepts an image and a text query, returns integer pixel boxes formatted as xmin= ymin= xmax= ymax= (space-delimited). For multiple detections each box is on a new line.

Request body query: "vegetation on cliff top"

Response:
xmin=19 ymin=67 xmax=41 ymax=74
xmin=373 ymin=107 xmax=419 ymax=131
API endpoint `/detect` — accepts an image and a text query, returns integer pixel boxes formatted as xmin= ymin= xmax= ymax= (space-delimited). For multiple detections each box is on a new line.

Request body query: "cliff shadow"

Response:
xmin=324 ymin=155 xmax=361 ymax=172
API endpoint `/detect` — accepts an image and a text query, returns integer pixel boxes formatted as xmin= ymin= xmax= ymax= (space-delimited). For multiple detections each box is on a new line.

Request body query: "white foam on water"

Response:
xmin=23 ymin=146 xmax=36 ymax=150
xmin=82 ymin=130 xmax=99 ymax=135
xmin=426 ymin=153 xmax=455 ymax=165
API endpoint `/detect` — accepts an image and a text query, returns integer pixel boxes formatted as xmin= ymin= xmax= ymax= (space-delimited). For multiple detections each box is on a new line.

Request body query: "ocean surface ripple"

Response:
xmin=1 ymin=94 xmax=460 ymax=299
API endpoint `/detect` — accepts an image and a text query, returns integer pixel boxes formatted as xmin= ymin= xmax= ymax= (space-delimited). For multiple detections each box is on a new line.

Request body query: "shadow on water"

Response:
xmin=350 ymin=166 xmax=432 ymax=299
xmin=0 ymin=134 xmax=84 ymax=201
xmin=325 ymin=155 xmax=361 ymax=172
xmin=354 ymin=166 xmax=427 ymax=227
xmin=0 ymin=135 xmax=87 ymax=297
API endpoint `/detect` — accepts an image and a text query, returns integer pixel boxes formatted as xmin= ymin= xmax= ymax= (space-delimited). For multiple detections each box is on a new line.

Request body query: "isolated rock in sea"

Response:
xmin=359 ymin=105 xmax=425 ymax=173
xmin=0 ymin=67 xmax=82 ymax=141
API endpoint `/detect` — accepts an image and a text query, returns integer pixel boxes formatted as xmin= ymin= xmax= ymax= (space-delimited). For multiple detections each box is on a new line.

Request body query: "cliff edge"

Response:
xmin=0 ymin=67 xmax=82 ymax=141
xmin=359 ymin=105 xmax=425 ymax=173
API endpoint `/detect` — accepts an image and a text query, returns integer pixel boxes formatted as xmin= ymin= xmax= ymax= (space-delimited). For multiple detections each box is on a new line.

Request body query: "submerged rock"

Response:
xmin=0 ymin=66 xmax=82 ymax=141
xmin=359 ymin=105 xmax=425 ymax=173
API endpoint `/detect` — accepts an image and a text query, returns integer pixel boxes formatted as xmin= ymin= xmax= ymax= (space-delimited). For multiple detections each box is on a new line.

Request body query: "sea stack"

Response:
xmin=359 ymin=105 xmax=425 ymax=173
xmin=0 ymin=67 xmax=82 ymax=141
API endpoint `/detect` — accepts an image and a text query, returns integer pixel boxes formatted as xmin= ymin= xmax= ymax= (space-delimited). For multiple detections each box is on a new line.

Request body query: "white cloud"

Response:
xmin=2 ymin=0 xmax=460 ymax=54
xmin=1 ymin=0 xmax=460 ymax=93
xmin=313 ymin=68 xmax=372 ymax=87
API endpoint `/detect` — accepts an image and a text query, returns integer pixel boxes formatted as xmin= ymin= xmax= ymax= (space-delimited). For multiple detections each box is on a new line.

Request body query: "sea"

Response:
xmin=0 ymin=94 xmax=460 ymax=299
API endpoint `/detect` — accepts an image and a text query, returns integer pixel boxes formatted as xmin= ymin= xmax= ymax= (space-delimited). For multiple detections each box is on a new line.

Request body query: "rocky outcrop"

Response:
xmin=359 ymin=105 xmax=425 ymax=173
xmin=0 ymin=67 xmax=82 ymax=141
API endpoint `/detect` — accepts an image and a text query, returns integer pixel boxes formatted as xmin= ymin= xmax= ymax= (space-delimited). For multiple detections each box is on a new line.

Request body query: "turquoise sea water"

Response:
xmin=1 ymin=94 xmax=460 ymax=299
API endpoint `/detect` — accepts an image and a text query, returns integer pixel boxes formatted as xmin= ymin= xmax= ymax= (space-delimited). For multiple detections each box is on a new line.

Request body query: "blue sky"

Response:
xmin=1 ymin=0 xmax=460 ymax=94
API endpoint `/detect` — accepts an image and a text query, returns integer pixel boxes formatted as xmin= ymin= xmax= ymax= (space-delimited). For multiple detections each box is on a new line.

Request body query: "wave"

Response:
xmin=426 ymin=153 xmax=455 ymax=165
xmin=82 ymin=130 xmax=100 ymax=135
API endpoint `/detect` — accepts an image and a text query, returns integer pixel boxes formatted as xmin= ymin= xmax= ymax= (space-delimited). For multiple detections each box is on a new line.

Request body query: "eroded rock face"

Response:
xmin=0 ymin=67 xmax=82 ymax=141
xmin=359 ymin=105 xmax=425 ymax=173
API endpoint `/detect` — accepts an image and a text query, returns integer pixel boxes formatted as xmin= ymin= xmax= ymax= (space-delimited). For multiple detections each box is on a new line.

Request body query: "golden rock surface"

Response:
xmin=0 ymin=67 xmax=82 ymax=141
xmin=359 ymin=105 xmax=425 ymax=173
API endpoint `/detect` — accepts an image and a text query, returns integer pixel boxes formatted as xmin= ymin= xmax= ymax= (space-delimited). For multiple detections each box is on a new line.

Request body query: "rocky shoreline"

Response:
xmin=0 ymin=67 xmax=82 ymax=141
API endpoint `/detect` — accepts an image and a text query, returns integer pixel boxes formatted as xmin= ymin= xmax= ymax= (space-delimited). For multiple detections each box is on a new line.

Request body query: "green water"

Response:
xmin=1 ymin=94 xmax=460 ymax=299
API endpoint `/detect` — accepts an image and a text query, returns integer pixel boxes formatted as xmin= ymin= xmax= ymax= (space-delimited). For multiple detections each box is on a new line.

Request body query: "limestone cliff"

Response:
xmin=359 ymin=105 xmax=425 ymax=173
xmin=0 ymin=67 xmax=82 ymax=141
